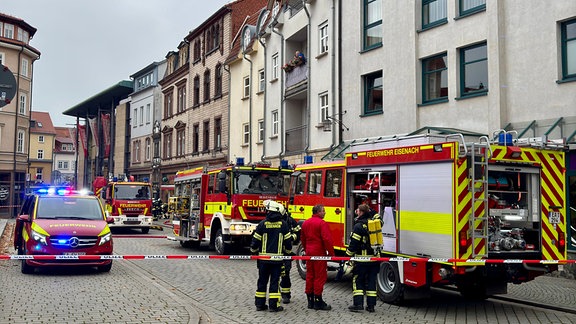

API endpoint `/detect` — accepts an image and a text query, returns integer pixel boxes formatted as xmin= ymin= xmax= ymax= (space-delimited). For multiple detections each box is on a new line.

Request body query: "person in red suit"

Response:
xmin=300 ymin=204 xmax=334 ymax=310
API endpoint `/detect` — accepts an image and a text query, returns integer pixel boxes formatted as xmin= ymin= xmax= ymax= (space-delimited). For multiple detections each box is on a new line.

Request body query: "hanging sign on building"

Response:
xmin=0 ymin=65 xmax=17 ymax=108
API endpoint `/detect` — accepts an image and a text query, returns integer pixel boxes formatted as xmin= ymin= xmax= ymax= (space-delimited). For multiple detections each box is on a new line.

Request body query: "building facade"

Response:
xmin=158 ymin=0 xmax=267 ymax=193
xmin=0 ymin=13 xmax=40 ymax=217
xmin=28 ymin=111 xmax=56 ymax=186
xmin=52 ymin=126 xmax=76 ymax=186
xmin=128 ymin=61 xmax=166 ymax=186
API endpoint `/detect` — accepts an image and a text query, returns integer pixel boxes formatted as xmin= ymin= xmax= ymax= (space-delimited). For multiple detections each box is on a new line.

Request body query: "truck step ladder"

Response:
xmin=468 ymin=136 xmax=492 ymax=258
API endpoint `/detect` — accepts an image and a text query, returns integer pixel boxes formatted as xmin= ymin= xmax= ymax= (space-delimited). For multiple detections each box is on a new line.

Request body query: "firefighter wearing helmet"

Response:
xmin=250 ymin=200 xmax=293 ymax=312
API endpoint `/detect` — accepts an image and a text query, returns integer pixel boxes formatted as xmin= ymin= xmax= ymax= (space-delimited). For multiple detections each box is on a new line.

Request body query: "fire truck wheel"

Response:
xmin=141 ymin=227 xmax=150 ymax=234
xmin=19 ymin=246 xmax=34 ymax=274
xmin=377 ymin=261 xmax=404 ymax=304
xmin=98 ymin=261 xmax=113 ymax=272
xmin=295 ymin=244 xmax=307 ymax=280
xmin=213 ymin=228 xmax=229 ymax=255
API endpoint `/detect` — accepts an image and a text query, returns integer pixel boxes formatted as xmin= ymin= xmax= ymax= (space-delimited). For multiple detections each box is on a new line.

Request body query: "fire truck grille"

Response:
xmin=123 ymin=209 xmax=144 ymax=215
xmin=49 ymin=236 xmax=98 ymax=248
xmin=242 ymin=207 xmax=267 ymax=220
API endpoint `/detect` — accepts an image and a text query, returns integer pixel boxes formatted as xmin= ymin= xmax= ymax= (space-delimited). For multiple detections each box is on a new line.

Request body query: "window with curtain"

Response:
xmin=363 ymin=71 xmax=383 ymax=115
xmin=363 ymin=0 xmax=382 ymax=50
xmin=422 ymin=0 xmax=447 ymax=29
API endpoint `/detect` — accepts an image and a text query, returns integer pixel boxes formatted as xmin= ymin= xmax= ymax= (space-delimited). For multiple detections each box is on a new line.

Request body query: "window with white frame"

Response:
xmin=58 ymin=161 xmax=69 ymax=170
xmin=21 ymin=58 xmax=28 ymax=77
xmin=133 ymin=108 xmax=137 ymax=127
xmin=0 ymin=52 xmax=4 ymax=65
xmin=272 ymin=53 xmax=279 ymax=80
xmin=243 ymin=76 xmax=250 ymax=98
xmin=38 ymin=135 xmax=44 ymax=143
xmin=4 ymin=24 xmax=14 ymax=39
xmin=258 ymin=69 xmax=265 ymax=92
xmin=272 ymin=110 xmax=279 ymax=136
xmin=319 ymin=92 xmax=329 ymax=122
xmin=319 ymin=22 xmax=329 ymax=54
xmin=243 ymin=123 xmax=250 ymax=145
xmin=37 ymin=149 xmax=44 ymax=159
xmin=36 ymin=168 xmax=43 ymax=180
xmin=258 ymin=120 xmax=264 ymax=143
xmin=19 ymin=94 xmax=26 ymax=114
xmin=17 ymin=130 xmax=25 ymax=153
xmin=145 ymin=138 xmax=151 ymax=161
xmin=139 ymin=106 xmax=144 ymax=125
xmin=146 ymin=104 xmax=151 ymax=124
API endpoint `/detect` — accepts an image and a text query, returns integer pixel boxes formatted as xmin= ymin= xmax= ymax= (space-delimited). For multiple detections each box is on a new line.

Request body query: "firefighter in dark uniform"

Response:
xmin=250 ymin=200 xmax=293 ymax=312
xmin=346 ymin=203 xmax=381 ymax=313
xmin=280 ymin=210 xmax=301 ymax=304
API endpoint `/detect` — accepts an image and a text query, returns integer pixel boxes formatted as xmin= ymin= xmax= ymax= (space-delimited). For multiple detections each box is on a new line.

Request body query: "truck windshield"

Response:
xmin=36 ymin=197 xmax=103 ymax=220
xmin=235 ymin=171 xmax=290 ymax=195
xmin=114 ymin=185 xmax=151 ymax=200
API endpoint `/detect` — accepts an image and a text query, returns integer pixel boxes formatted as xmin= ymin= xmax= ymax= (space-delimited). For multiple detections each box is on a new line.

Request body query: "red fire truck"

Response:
xmin=289 ymin=131 xmax=567 ymax=302
xmin=167 ymin=159 xmax=293 ymax=254
xmin=94 ymin=177 xmax=153 ymax=234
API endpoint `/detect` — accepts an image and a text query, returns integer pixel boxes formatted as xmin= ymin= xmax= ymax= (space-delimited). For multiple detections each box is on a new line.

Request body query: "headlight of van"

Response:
xmin=99 ymin=232 xmax=112 ymax=246
xmin=31 ymin=230 xmax=48 ymax=245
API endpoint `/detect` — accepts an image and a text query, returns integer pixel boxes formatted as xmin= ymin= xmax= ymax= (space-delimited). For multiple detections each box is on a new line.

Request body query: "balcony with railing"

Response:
xmin=285 ymin=124 xmax=307 ymax=153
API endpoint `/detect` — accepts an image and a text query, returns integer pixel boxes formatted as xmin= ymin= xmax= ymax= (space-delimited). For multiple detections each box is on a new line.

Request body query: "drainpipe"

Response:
xmin=258 ymin=35 xmax=268 ymax=162
xmin=223 ymin=64 xmax=232 ymax=164
xmin=330 ymin=0 xmax=337 ymax=149
xmin=243 ymin=52 xmax=253 ymax=164
xmin=271 ymin=26 xmax=285 ymax=160
xmin=302 ymin=0 xmax=311 ymax=155
xmin=337 ymin=0 xmax=343 ymax=148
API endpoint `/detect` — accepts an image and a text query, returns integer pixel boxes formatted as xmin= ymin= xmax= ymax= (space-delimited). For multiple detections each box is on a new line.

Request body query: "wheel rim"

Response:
xmin=215 ymin=232 xmax=224 ymax=254
xmin=378 ymin=263 xmax=396 ymax=293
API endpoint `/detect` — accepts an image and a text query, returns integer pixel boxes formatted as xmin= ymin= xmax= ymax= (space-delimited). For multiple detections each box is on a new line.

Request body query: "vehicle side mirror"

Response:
xmin=106 ymin=216 xmax=115 ymax=224
xmin=17 ymin=214 xmax=30 ymax=223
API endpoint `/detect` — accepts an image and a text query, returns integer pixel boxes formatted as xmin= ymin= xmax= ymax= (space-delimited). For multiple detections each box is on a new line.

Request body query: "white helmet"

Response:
xmin=264 ymin=199 xmax=285 ymax=215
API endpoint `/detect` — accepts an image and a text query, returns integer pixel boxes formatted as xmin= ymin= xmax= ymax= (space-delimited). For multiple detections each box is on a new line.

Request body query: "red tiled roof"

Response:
xmin=30 ymin=111 xmax=57 ymax=135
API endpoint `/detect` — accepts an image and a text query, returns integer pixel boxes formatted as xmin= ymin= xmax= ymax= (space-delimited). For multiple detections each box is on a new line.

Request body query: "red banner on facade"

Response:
xmin=101 ymin=113 xmax=111 ymax=158
xmin=77 ymin=123 xmax=88 ymax=157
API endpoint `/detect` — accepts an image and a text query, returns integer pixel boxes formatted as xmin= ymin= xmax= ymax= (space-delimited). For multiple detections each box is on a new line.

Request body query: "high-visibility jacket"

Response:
xmin=251 ymin=211 xmax=293 ymax=262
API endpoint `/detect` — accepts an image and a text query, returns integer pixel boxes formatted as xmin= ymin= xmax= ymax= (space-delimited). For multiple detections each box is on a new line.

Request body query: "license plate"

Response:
xmin=64 ymin=252 xmax=86 ymax=255
xmin=549 ymin=211 xmax=560 ymax=224
xmin=126 ymin=217 xmax=139 ymax=221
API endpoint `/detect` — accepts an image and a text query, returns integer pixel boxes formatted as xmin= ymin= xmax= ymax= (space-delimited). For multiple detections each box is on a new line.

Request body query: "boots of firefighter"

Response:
xmin=313 ymin=295 xmax=332 ymax=311
xmin=269 ymin=298 xmax=284 ymax=312
xmin=306 ymin=294 xmax=314 ymax=309
xmin=348 ymin=295 xmax=364 ymax=312
xmin=281 ymin=291 xmax=291 ymax=304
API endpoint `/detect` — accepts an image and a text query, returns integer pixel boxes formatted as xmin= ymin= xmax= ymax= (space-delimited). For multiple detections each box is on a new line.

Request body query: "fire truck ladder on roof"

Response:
xmin=468 ymin=136 xmax=492 ymax=258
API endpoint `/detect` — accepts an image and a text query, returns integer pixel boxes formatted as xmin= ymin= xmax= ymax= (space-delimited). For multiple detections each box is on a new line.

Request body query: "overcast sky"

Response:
xmin=2 ymin=0 xmax=231 ymax=126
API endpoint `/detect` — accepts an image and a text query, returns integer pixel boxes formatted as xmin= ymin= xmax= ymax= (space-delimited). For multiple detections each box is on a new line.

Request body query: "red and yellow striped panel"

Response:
xmin=455 ymin=157 xmax=484 ymax=260
xmin=490 ymin=145 xmax=566 ymax=260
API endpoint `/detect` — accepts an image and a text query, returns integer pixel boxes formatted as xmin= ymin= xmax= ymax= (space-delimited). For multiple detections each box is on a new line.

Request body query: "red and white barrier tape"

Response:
xmin=0 ymin=254 xmax=575 ymax=264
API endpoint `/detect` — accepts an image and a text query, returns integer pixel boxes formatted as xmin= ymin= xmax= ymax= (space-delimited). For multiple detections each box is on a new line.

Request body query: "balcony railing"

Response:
xmin=285 ymin=124 xmax=307 ymax=153
xmin=285 ymin=63 xmax=308 ymax=89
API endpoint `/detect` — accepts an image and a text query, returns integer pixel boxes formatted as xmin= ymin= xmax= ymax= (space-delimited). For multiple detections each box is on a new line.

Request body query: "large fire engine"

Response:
xmin=94 ymin=177 xmax=154 ymax=234
xmin=167 ymin=159 xmax=293 ymax=254
xmin=288 ymin=131 xmax=567 ymax=303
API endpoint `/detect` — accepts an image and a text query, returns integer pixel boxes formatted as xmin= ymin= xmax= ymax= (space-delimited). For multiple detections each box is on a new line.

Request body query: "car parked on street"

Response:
xmin=13 ymin=187 xmax=115 ymax=273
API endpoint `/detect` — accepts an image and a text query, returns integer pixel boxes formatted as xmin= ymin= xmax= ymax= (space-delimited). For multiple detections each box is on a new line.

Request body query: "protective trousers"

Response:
xmin=280 ymin=259 xmax=292 ymax=298
xmin=352 ymin=262 xmax=380 ymax=307
xmin=305 ymin=260 xmax=328 ymax=295
xmin=255 ymin=260 xmax=283 ymax=309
